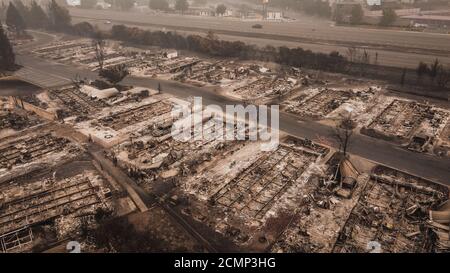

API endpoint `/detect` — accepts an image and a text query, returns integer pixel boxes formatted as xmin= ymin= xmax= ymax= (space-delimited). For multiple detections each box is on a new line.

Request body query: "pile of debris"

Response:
xmin=333 ymin=166 xmax=448 ymax=253
xmin=428 ymin=200 xmax=450 ymax=252
xmin=0 ymin=132 xmax=81 ymax=173
xmin=362 ymin=99 xmax=449 ymax=153
xmin=284 ymin=87 xmax=375 ymax=119
xmin=0 ymin=110 xmax=40 ymax=131
xmin=233 ymin=76 xmax=299 ymax=101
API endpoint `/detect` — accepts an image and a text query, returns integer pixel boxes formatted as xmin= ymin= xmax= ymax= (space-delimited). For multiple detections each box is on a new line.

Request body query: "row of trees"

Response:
xmin=302 ymin=0 xmax=331 ymax=18
xmin=266 ymin=0 xmax=396 ymax=25
xmin=348 ymin=5 xmax=397 ymax=26
xmin=2 ymin=0 xmax=71 ymax=33
xmin=57 ymin=0 xmax=140 ymax=11
xmin=379 ymin=8 xmax=397 ymax=26
xmin=108 ymin=24 xmax=346 ymax=72
xmin=100 ymin=0 xmax=135 ymax=11
xmin=80 ymin=0 xmax=99 ymax=9
xmin=5 ymin=3 xmax=26 ymax=34
xmin=148 ymin=0 xmax=188 ymax=13
xmin=149 ymin=0 xmax=170 ymax=11
xmin=416 ymin=59 xmax=450 ymax=88
xmin=264 ymin=0 xmax=330 ymax=18
xmin=149 ymin=0 xmax=227 ymax=16
xmin=0 ymin=22 xmax=15 ymax=71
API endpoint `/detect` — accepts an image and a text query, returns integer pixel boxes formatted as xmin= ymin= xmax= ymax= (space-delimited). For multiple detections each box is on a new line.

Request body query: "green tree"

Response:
xmin=350 ymin=4 xmax=363 ymax=25
xmin=149 ymin=0 xmax=169 ymax=11
xmin=400 ymin=68 xmax=406 ymax=86
xmin=48 ymin=0 xmax=71 ymax=31
xmin=429 ymin=58 xmax=440 ymax=82
xmin=117 ymin=0 xmax=135 ymax=11
xmin=80 ymin=0 xmax=98 ymax=9
xmin=238 ymin=4 xmax=250 ymax=17
xmin=379 ymin=8 xmax=397 ymax=26
xmin=13 ymin=1 xmax=29 ymax=15
xmin=175 ymin=0 xmax=189 ymax=14
xmin=416 ymin=61 xmax=429 ymax=83
xmin=29 ymin=1 xmax=50 ymax=29
xmin=436 ymin=65 xmax=450 ymax=88
xmin=216 ymin=4 xmax=226 ymax=16
xmin=6 ymin=3 xmax=26 ymax=33
xmin=334 ymin=8 xmax=344 ymax=24
xmin=193 ymin=0 xmax=207 ymax=5
xmin=0 ymin=3 xmax=6 ymax=21
xmin=13 ymin=0 xmax=30 ymax=25
xmin=0 ymin=21 xmax=15 ymax=70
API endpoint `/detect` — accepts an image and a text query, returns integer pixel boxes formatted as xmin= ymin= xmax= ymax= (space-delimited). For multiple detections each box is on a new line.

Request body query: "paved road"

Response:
xmin=69 ymin=8 xmax=450 ymax=52
xmin=69 ymin=8 xmax=450 ymax=69
xmin=16 ymin=52 xmax=450 ymax=185
xmin=13 ymin=66 xmax=70 ymax=88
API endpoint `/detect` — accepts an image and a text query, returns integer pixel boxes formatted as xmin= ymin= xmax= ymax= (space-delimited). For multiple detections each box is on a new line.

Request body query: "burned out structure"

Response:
xmin=104 ymin=109 xmax=248 ymax=192
xmin=334 ymin=166 xmax=449 ymax=253
xmin=362 ymin=99 xmax=450 ymax=154
xmin=0 ymin=104 xmax=43 ymax=139
xmin=0 ymin=123 xmax=121 ymax=253
xmin=0 ymin=87 xmax=142 ymax=253
xmin=32 ymin=39 xmax=199 ymax=78
xmin=48 ymin=86 xmax=110 ymax=120
xmin=0 ymin=169 xmax=113 ymax=253
xmin=283 ymin=86 xmax=377 ymax=120
xmin=270 ymin=163 xmax=449 ymax=253
xmin=0 ymin=131 xmax=82 ymax=179
xmin=174 ymin=136 xmax=336 ymax=249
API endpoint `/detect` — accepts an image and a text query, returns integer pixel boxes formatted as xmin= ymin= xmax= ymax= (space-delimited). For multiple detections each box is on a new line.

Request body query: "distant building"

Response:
xmin=164 ymin=50 xmax=178 ymax=59
xmin=266 ymin=11 xmax=283 ymax=20
xmin=240 ymin=11 xmax=263 ymax=20
xmin=65 ymin=0 xmax=80 ymax=6
xmin=366 ymin=0 xmax=381 ymax=6
xmin=381 ymin=0 xmax=400 ymax=8
xmin=332 ymin=1 xmax=362 ymax=22
xmin=96 ymin=1 xmax=112 ymax=9
xmin=199 ymin=10 xmax=212 ymax=16
xmin=222 ymin=10 xmax=233 ymax=17
xmin=186 ymin=7 xmax=214 ymax=16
